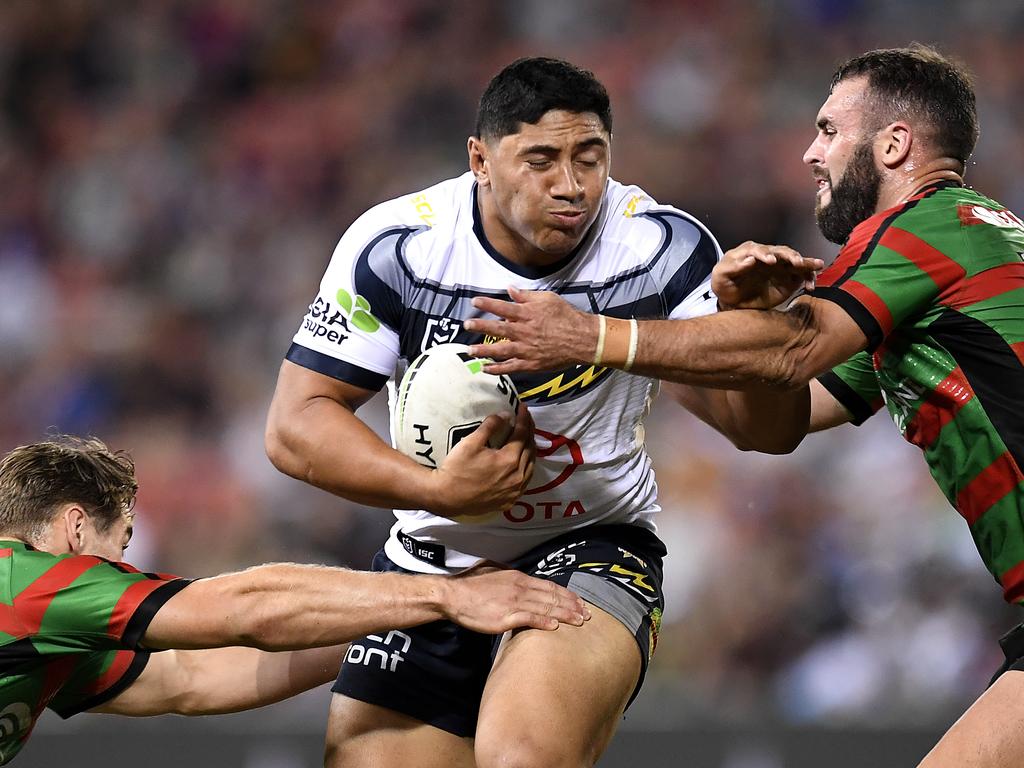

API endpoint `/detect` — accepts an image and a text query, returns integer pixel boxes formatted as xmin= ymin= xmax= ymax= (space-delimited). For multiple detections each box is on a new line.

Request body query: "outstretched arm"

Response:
xmin=92 ymin=645 xmax=345 ymax=716
xmin=463 ymin=242 xmax=862 ymax=451
xmin=97 ymin=563 xmax=589 ymax=715
xmin=464 ymin=242 xmax=860 ymax=389
xmin=142 ymin=562 xmax=589 ymax=651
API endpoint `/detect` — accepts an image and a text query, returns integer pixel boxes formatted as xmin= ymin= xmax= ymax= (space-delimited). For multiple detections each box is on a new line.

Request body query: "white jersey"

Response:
xmin=289 ymin=172 xmax=721 ymax=573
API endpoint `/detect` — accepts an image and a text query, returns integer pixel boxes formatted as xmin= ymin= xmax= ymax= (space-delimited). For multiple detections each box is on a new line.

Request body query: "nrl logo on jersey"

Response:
xmin=421 ymin=317 xmax=461 ymax=351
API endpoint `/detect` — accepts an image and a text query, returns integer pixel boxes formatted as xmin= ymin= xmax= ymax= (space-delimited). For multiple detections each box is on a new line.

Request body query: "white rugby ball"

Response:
xmin=394 ymin=343 xmax=520 ymax=470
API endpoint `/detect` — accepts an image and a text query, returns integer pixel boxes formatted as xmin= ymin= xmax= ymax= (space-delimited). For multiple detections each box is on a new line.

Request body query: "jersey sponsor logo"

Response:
xmin=880 ymin=376 xmax=928 ymax=434
xmin=504 ymin=498 xmax=588 ymax=524
xmin=344 ymin=630 xmax=413 ymax=672
xmin=525 ymin=429 xmax=583 ymax=494
xmin=301 ymin=295 xmax=353 ymax=345
xmin=957 ymin=204 xmax=1024 ymax=232
xmin=422 ymin=317 xmax=461 ymax=351
xmin=410 ymin=193 xmax=436 ymax=227
xmin=299 ymin=288 xmax=382 ymax=345
xmin=502 ymin=429 xmax=586 ymax=524
xmin=398 ymin=530 xmax=445 ymax=565
xmin=335 ymin=288 xmax=381 ymax=333
xmin=623 ymin=194 xmax=648 ymax=218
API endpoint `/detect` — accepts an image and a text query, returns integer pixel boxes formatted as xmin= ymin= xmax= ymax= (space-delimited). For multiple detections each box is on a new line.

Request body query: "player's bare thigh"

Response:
xmin=474 ymin=601 xmax=641 ymax=768
xmin=324 ymin=694 xmax=475 ymax=768
xmin=917 ymin=670 xmax=1024 ymax=768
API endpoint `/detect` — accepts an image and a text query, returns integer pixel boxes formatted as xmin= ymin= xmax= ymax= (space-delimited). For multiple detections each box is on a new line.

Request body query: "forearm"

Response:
xmin=630 ymin=307 xmax=817 ymax=388
xmin=266 ymin=390 xmax=440 ymax=511
xmin=97 ymin=645 xmax=344 ymax=716
xmin=144 ymin=564 xmax=450 ymax=651
xmin=174 ymin=646 xmax=343 ymax=714
xmin=670 ymin=383 xmax=810 ymax=454
xmin=474 ymin=297 xmax=821 ymax=388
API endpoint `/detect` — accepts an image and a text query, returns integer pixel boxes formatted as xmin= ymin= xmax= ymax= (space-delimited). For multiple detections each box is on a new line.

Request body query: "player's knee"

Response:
xmin=475 ymin=734 xmax=592 ymax=768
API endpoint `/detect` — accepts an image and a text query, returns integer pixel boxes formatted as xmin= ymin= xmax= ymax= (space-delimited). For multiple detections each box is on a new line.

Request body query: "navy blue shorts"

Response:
xmin=332 ymin=524 xmax=666 ymax=737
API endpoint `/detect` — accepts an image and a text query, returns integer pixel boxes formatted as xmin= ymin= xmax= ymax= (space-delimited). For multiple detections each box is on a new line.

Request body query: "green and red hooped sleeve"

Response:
xmin=6 ymin=554 xmax=191 ymax=651
xmin=817 ymin=349 xmax=884 ymax=426
xmin=102 ymin=561 xmax=192 ymax=649
xmin=47 ymin=649 xmax=151 ymax=718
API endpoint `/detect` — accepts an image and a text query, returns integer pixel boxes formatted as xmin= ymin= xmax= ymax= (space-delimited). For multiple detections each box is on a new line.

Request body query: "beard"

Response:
xmin=815 ymin=141 xmax=882 ymax=244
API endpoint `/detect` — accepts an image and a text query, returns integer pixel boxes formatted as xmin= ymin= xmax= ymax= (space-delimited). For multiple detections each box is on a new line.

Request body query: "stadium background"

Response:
xmin=2 ymin=1 xmax=1022 ymax=765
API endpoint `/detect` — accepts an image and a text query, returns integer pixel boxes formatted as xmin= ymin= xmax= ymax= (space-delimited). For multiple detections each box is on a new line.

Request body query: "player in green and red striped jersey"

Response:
xmin=0 ymin=437 xmax=588 ymax=765
xmin=464 ymin=45 xmax=1024 ymax=767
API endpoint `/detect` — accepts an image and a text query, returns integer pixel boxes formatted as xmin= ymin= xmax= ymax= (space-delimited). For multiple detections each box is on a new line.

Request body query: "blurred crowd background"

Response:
xmin=3 ymin=0 xmax=1024 ymax=745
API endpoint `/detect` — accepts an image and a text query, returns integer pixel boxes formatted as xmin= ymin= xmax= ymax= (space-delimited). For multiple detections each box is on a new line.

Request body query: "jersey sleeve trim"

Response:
xmin=285 ymin=343 xmax=390 ymax=391
xmin=353 ymin=227 xmax=420 ymax=333
xmin=639 ymin=210 xmax=721 ymax=316
xmin=812 ymin=284 xmax=885 ymax=352
xmin=122 ymin=579 xmax=193 ymax=650
xmin=817 ymin=370 xmax=877 ymax=426
xmin=51 ymin=651 xmax=150 ymax=719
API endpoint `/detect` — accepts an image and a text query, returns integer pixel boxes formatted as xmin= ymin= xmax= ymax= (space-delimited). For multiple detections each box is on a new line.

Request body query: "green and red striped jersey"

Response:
xmin=0 ymin=540 xmax=189 ymax=764
xmin=815 ymin=182 xmax=1024 ymax=602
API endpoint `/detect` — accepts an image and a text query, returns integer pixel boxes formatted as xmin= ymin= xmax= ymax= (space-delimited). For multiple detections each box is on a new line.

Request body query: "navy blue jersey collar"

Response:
xmin=471 ymin=183 xmax=594 ymax=279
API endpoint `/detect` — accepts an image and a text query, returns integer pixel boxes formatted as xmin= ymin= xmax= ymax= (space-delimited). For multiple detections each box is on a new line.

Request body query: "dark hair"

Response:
xmin=0 ymin=436 xmax=138 ymax=541
xmin=474 ymin=57 xmax=612 ymax=141
xmin=830 ymin=44 xmax=978 ymax=170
